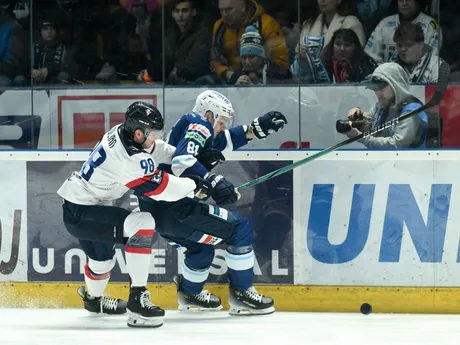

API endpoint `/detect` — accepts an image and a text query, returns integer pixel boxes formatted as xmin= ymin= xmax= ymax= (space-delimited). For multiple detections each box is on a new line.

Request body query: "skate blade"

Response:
xmin=229 ymin=305 xmax=275 ymax=316
xmin=127 ymin=311 xmax=164 ymax=328
xmin=85 ymin=310 xmax=126 ymax=317
xmin=178 ymin=304 xmax=223 ymax=312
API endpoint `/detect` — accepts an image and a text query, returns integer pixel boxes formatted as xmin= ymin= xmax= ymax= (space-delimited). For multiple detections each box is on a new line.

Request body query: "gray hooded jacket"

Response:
xmin=360 ymin=62 xmax=427 ymax=148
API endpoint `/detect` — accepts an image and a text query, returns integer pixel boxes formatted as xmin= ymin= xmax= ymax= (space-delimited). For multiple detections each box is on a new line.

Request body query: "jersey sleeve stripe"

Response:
xmin=125 ymin=175 xmax=152 ymax=189
xmin=143 ymin=171 xmax=170 ymax=196
xmin=136 ymin=229 xmax=155 ymax=236
xmin=125 ymin=246 xmax=152 ymax=254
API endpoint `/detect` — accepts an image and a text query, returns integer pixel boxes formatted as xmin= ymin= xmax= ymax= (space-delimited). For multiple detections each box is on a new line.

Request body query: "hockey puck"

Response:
xmin=360 ymin=303 xmax=372 ymax=315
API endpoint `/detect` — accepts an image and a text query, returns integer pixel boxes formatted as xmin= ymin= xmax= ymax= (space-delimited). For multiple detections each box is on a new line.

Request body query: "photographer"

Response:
xmin=337 ymin=62 xmax=428 ymax=148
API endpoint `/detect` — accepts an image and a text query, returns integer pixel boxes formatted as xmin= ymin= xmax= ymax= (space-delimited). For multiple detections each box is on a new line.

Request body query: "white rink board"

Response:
xmin=0 ymin=161 xmax=27 ymax=281
xmin=293 ymin=152 xmax=460 ymax=286
xmin=1 ymin=150 xmax=459 ymax=288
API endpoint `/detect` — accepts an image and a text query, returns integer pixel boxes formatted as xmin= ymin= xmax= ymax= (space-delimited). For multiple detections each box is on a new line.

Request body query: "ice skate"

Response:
xmin=77 ymin=286 xmax=127 ymax=315
xmin=174 ymin=275 xmax=222 ymax=311
xmin=228 ymin=286 xmax=275 ymax=316
xmin=127 ymin=287 xmax=165 ymax=328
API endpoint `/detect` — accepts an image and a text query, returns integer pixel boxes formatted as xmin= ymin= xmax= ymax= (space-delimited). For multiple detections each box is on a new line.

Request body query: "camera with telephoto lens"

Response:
xmin=335 ymin=111 xmax=366 ymax=133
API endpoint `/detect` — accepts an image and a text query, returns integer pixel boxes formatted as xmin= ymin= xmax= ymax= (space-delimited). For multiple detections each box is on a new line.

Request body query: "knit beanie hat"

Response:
xmin=240 ymin=25 xmax=265 ymax=58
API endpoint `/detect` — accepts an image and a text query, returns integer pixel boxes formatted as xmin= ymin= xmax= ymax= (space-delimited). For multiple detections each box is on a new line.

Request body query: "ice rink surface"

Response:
xmin=1 ymin=309 xmax=460 ymax=345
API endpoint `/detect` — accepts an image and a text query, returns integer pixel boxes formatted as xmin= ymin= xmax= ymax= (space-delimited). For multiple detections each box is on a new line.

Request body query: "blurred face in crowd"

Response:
xmin=333 ymin=37 xmax=357 ymax=63
xmin=241 ymin=55 xmax=264 ymax=72
xmin=132 ymin=3 xmax=147 ymax=21
xmin=398 ymin=0 xmax=420 ymax=19
xmin=172 ymin=1 xmax=196 ymax=31
xmin=317 ymin=0 xmax=342 ymax=14
xmin=41 ymin=25 xmax=56 ymax=42
xmin=219 ymin=0 xmax=246 ymax=29
xmin=375 ymin=85 xmax=396 ymax=108
xmin=396 ymin=39 xmax=424 ymax=65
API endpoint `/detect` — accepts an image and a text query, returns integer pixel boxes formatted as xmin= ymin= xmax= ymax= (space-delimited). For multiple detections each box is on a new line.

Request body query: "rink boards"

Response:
xmin=1 ymin=150 xmax=460 ymax=314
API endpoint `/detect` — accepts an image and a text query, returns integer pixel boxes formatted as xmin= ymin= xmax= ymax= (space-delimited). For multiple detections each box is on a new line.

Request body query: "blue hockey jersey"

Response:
xmin=165 ymin=112 xmax=249 ymax=178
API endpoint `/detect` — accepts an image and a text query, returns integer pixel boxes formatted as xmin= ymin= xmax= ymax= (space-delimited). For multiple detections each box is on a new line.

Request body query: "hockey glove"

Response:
xmin=251 ymin=111 xmax=288 ymax=140
xmin=197 ymin=149 xmax=226 ymax=171
xmin=189 ymin=175 xmax=213 ymax=201
xmin=207 ymin=174 xmax=240 ymax=206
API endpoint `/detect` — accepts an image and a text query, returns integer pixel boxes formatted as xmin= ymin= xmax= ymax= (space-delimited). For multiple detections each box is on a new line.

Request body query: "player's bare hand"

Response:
xmin=347 ymin=107 xmax=363 ymax=120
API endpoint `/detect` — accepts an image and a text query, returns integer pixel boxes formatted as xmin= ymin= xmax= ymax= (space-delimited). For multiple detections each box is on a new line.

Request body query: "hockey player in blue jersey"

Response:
xmin=137 ymin=90 xmax=287 ymax=315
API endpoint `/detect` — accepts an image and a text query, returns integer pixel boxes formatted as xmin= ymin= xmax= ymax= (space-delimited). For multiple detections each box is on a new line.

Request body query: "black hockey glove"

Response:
xmin=251 ymin=111 xmax=288 ymax=140
xmin=189 ymin=175 xmax=213 ymax=201
xmin=197 ymin=149 xmax=226 ymax=171
xmin=210 ymin=174 xmax=240 ymax=206
xmin=196 ymin=174 xmax=240 ymax=206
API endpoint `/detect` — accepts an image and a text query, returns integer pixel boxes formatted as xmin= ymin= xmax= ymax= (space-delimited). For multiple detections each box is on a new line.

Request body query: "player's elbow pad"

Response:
xmin=172 ymin=155 xmax=198 ymax=177
xmin=148 ymin=174 xmax=196 ymax=202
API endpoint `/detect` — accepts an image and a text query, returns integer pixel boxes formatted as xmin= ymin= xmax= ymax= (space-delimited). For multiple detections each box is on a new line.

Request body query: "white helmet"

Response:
xmin=192 ymin=90 xmax=235 ymax=129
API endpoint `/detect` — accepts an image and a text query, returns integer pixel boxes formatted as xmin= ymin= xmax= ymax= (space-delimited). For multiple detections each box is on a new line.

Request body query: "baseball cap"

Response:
xmin=364 ymin=75 xmax=389 ymax=91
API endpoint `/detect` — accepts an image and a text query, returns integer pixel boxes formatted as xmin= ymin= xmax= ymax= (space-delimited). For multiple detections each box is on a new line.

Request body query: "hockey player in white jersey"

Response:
xmin=57 ymin=101 xmax=201 ymax=328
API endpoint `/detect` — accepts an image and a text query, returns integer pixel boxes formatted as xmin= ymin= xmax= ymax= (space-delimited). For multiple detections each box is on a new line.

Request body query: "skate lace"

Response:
xmin=246 ymin=287 xmax=263 ymax=303
xmin=140 ymin=291 xmax=157 ymax=309
xmin=194 ymin=290 xmax=211 ymax=303
xmin=100 ymin=297 xmax=118 ymax=312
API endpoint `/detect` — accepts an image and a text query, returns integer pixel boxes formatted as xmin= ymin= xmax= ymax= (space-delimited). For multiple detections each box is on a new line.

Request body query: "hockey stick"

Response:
xmin=237 ymin=62 xmax=450 ymax=192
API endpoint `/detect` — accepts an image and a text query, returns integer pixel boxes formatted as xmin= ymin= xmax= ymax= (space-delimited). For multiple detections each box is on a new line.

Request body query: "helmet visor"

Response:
xmin=144 ymin=128 xmax=164 ymax=141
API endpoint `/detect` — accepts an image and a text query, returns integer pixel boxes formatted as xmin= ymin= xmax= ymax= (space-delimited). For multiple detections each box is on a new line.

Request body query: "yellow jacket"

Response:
xmin=211 ymin=0 xmax=288 ymax=79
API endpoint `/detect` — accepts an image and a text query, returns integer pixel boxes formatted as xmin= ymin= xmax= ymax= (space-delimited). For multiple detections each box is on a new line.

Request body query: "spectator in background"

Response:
xmin=203 ymin=0 xmax=288 ymax=85
xmin=0 ymin=6 xmax=25 ymax=86
xmin=228 ymin=25 xmax=287 ymax=85
xmin=295 ymin=0 xmax=366 ymax=60
xmin=393 ymin=22 xmax=442 ymax=83
xmin=322 ymin=28 xmax=376 ymax=82
xmin=342 ymin=62 xmax=428 ymax=148
xmin=291 ymin=28 xmax=375 ymax=83
xmin=138 ymin=0 xmax=210 ymax=84
xmin=365 ymin=0 xmax=441 ymax=64
xmin=352 ymin=0 xmax=393 ymax=37
xmin=32 ymin=20 xmax=78 ymax=85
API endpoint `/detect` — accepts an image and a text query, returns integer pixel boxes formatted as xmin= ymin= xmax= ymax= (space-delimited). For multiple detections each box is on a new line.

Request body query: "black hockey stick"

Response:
xmin=237 ymin=62 xmax=450 ymax=192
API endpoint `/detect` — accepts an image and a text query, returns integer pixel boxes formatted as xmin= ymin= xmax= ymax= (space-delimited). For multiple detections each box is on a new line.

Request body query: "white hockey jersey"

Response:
xmin=365 ymin=12 xmax=441 ymax=64
xmin=57 ymin=124 xmax=196 ymax=205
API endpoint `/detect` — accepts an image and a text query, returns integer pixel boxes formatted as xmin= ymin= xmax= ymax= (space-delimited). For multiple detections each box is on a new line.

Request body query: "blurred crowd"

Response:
xmin=0 ymin=0 xmax=457 ymax=87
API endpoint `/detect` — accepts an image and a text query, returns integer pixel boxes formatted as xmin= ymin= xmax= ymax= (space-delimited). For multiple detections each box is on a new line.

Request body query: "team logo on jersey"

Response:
xmin=197 ymin=233 xmax=223 ymax=245
xmin=208 ymin=205 xmax=228 ymax=220
xmin=386 ymin=21 xmax=396 ymax=27
xmin=430 ymin=21 xmax=439 ymax=30
xmin=185 ymin=131 xmax=206 ymax=146
xmin=150 ymin=170 xmax=163 ymax=184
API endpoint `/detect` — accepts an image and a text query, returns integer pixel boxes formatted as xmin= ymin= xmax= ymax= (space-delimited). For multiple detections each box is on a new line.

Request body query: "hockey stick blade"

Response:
xmin=237 ymin=62 xmax=450 ymax=192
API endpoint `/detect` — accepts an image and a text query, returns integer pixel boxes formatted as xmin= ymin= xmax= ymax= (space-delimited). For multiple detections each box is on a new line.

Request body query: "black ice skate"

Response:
xmin=126 ymin=287 xmax=165 ymax=328
xmin=228 ymin=286 xmax=275 ymax=316
xmin=173 ymin=275 xmax=222 ymax=311
xmin=77 ymin=286 xmax=127 ymax=315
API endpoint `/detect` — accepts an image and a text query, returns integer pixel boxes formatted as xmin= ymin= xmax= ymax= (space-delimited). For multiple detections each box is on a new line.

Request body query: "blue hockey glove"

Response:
xmin=251 ymin=111 xmax=288 ymax=140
